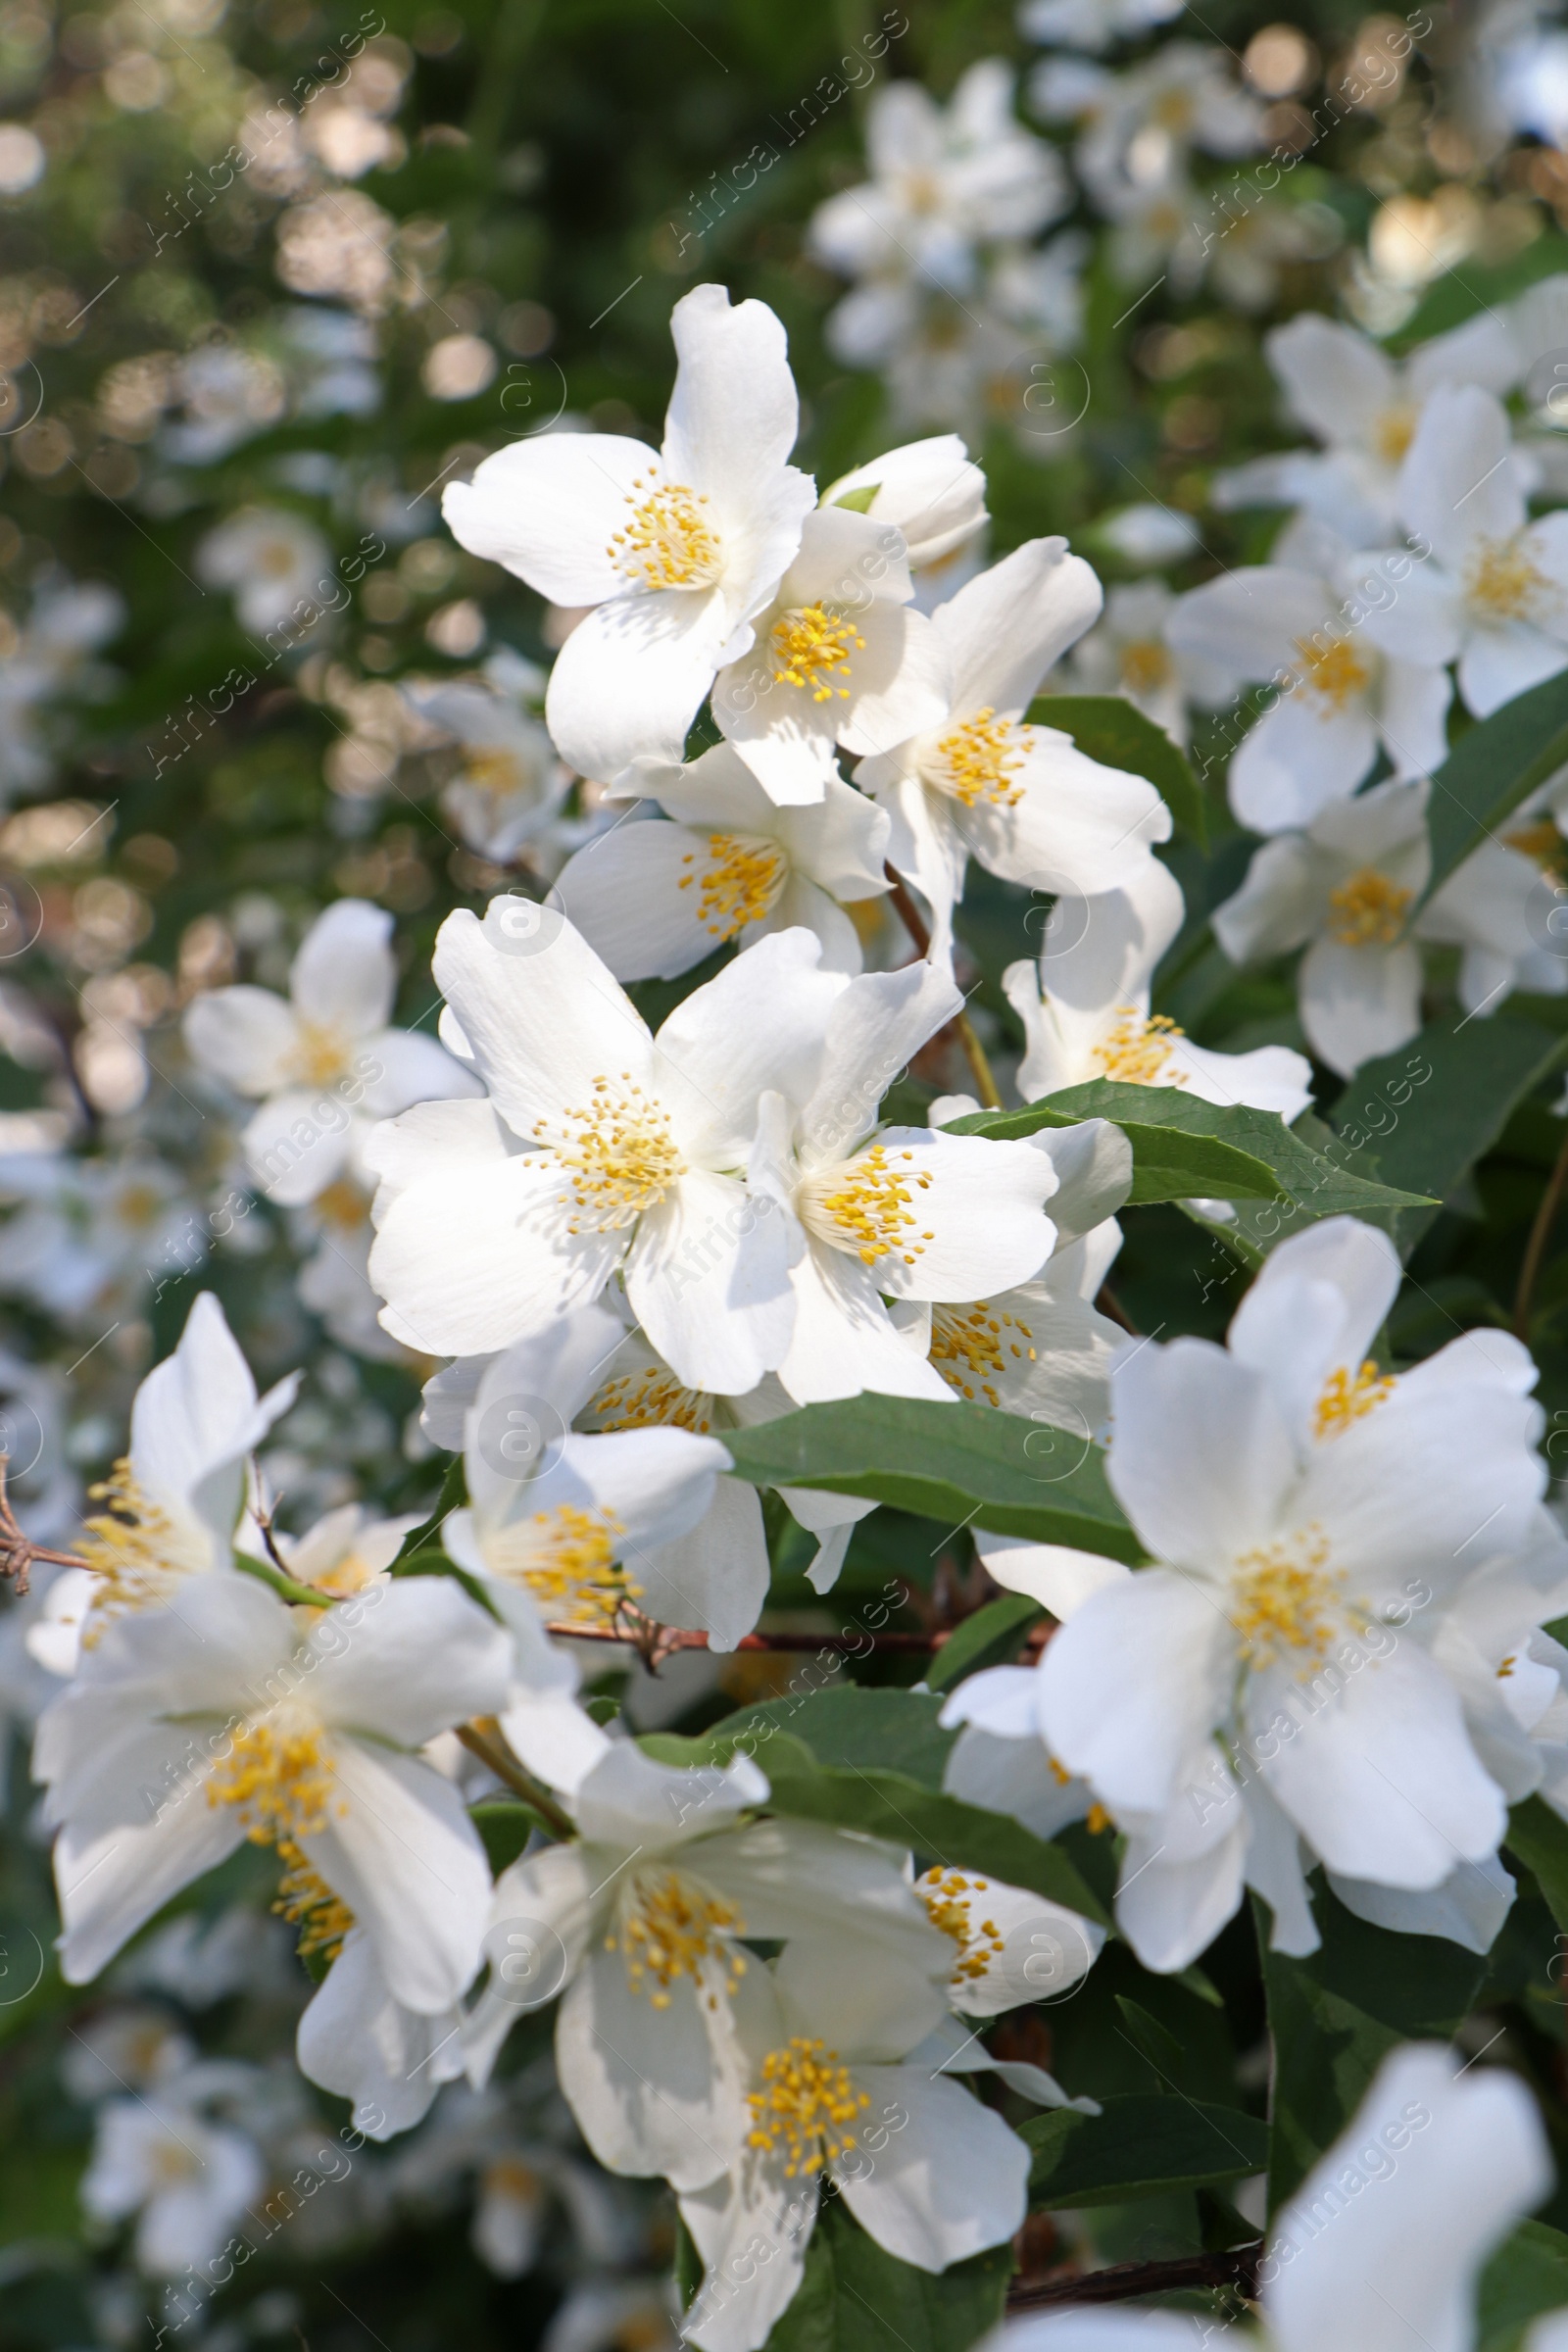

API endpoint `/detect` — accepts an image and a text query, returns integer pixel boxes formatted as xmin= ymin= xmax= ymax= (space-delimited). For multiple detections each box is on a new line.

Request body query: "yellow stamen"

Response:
xmin=274 ymin=1839 xmax=355 ymax=1962
xmin=485 ymin=1501 xmax=637 ymax=1628
xmin=1120 ymin=640 xmax=1173 ymax=699
xmin=1294 ymin=632 xmax=1372 ymax=709
xmin=746 ymin=2038 xmax=869 ymax=2178
xmin=678 ymin=832 xmax=790 ymax=940
xmin=1086 ymin=1801 xmax=1112 ymax=1835
xmin=290 ymin=1019 xmax=350 ymax=1088
xmin=607 ymin=1869 xmax=746 ymax=2009
xmin=1229 ymin=1532 xmax=1341 ymax=1672
xmin=917 ymin=1867 xmax=1007 ymax=1982
xmin=591 ymin=1366 xmax=712 ymax=1434
xmin=1373 ymin=403 xmax=1416 ymax=466
xmin=77 ymin=1459 xmax=192 ymax=1635
xmin=1466 ymin=535 xmax=1548 ymax=624
xmin=931 ymin=707 xmax=1026 ymax=810
xmin=313 ymin=1178 xmax=368 ymax=1233
xmin=1094 ymin=1008 xmax=1187 ymax=1087
xmin=1325 ymin=869 xmax=1411 ymax=947
xmin=544 ymin=1074 xmax=686 ymax=1234
xmin=1314 ymin=1358 xmax=1396 ymax=1439
xmin=608 ymin=475 xmax=721 ymax=593
xmin=1505 ymin=817 xmax=1568 ymax=872
xmin=770 ymin=604 xmax=865 ymax=701
xmin=930 ymin=1302 xmax=1037 ymax=1407
xmin=801 ymin=1142 xmax=935 ymax=1269
xmin=460 ymin=746 xmax=527 ymax=803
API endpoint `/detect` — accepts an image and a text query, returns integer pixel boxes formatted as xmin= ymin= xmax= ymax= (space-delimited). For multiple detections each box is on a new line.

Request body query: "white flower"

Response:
xmin=443 ymin=286 xmax=817 ymax=787
xmin=1167 ymin=563 xmax=1451 ymax=832
xmin=854 ymin=539 xmax=1172 ymax=940
xmin=290 ymin=1176 xmax=410 ymax=1361
xmin=808 ymin=61 xmax=1068 ymax=301
xmin=996 ymin=2044 xmax=1552 ymax=2352
xmin=678 ymin=1931 xmax=1029 ymax=2352
xmin=194 ymin=507 xmax=333 ymax=638
xmin=555 ymin=742 xmax=890 ymax=980
xmin=463 ymin=1742 xmax=954 ymax=2199
xmin=1020 ymin=0 xmax=1183 ymax=54
xmin=34 ymin=1567 xmax=512 ymax=2007
xmin=926 ymin=1215 xmax=1128 ymax=1439
xmin=183 ymin=898 xmax=479 ymax=1206
xmin=1063 ymin=578 xmax=1226 ymax=747
xmin=295 ymin=1925 xmax=467 ymax=2140
xmin=0 ymin=1149 xmax=204 ymax=1327
xmin=1415 ymin=829 xmax=1568 ymax=1018
xmin=81 ymin=2086 xmax=266 ymax=2277
xmin=1352 ymin=384 xmax=1568 ymax=716
xmin=1069 ymin=46 xmax=1263 ymax=221
xmin=1007 ymin=860 xmax=1314 ymax=1116
xmin=405 ymin=672 xmax=572 ymax=865
xmin=951 ymin=1218 xmax=1548 ymax=1972
xmin=1214 ymin=312 xmax=1522 ymax=550
xmin=1213 ymin=777 xmax=1430 ymax=1078
xmin=710 ymin=504 xmax=950 ymax=808
xmin=820 ymin=435 xmax=989 ymax=572
xmin=747 ymin=956 xmax=1064 ymax=1403
xmin=366 ymin=911 xmax=854 ymax=1392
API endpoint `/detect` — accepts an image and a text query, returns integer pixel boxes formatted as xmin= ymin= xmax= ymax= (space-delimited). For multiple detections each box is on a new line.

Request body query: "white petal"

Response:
xmin=291 ymin=899 xmax=396 ymax=1035
xmin=1398 ymin=384 xmax=1526 ymax=562
xmin=1039 ymin=1570 xmax=1233 ymax=1816
xmin=831 ymin=1127 xmax=1055 ymax=1301
xmin=632 ymin=1475 xmax=770 ymax=1651
xmin=1326 ymin=1851 xmax=1514 ymax=1956
xmin=835 ymin=2068 xmax=1029 ymax=2269
xmin=624 ymin=1169 xmax=795 ymax=1395
xmin=1457 ymin=621 xmax=1568 ymax=719
xmin=182 ymin=986 xmax=299 ymax=1097
xmin=129 ymin=1291 xmax=289 ymax=1555
xmin=555 ymin=819 xmax=745 ymax=982
xmin=653 ymin=925 xmax=845 ymax=1164
xmin=1107 ymin=1337 xmax=1295 ymax=1566
xmin=359 ymin=1027 xmax=479 ymax=1118
xmin=295 ymin=1928 xmax=462 ymax=2137
xmin=777 ymin=1241 xmax=953 ymax=1405
xmin=1298 ymin=937 xmax=1424 ymax=1079
xmin=555 ymin=1950 xmax=746 ymax=2190
xmin=310 ymin=1575 xmax=512 ymax=1745
xmin=975 ymin=1534 xmax=1131 ymax=1618
xmin=1230 ymin=694 xmax=1378 ymax=835
xmin=663 ymin=282 xmax=805 ymax=517
xmin=547 ymin=586 xmax=734 ymax=781
xmin=936 ymin=539 xmax=1102 ymax=714
xmin=1268 ymin=314 xmax=1397 ymax=447
xmin=958 ymin=731 xmax=1170 ymax=896
xmin=442 ymin=433 xmax=653 ymax=605
xmin=679 ymin=2161 xmax=813 ymax=2352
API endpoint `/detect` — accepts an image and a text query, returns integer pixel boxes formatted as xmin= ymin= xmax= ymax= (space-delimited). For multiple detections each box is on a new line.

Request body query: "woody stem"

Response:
xmin=1514 ymin=1119 xmax=1568 ymax=1340
xmin=883 ymin=864 xmax=1004 ymax=1111
xmin=457 ymin=1720 xmax=575 ymax=1838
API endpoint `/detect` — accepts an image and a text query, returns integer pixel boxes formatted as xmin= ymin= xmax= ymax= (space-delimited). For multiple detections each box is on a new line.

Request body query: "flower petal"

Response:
xmin=835 ymin=2068 xmax=1029 ymax=2270
xmin=935 ymin=537 xmax=1102 ymax=714
xmin=442 ymin=433 xmax=653 ymax=605
xmin=291 ymin=899 xmax=397 ymax=1034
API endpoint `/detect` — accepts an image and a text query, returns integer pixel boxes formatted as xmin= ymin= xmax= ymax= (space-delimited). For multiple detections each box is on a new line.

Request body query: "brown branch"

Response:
xmin=1094 ymin=1284 xmax=1140 ymax=1336
xmin=1007 ymin=2242 xmax=1263 ymax=2311
xmin=0 ymin=1456 xmax=90 ymax=1596
xmin=884 ymin=864 xmax=1004 ymax=1110
xmin=1515 ymin=1118 xmax=1568 ymax=1340
xmin=456 ymin=1719 xmax=575 ymax=1837
xmin=544 ymin=1619 xmax=945 ymax=1659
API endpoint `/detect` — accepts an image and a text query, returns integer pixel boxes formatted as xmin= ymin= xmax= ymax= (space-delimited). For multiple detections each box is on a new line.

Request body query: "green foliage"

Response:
xmin=1022 ymin=2095 xmax=1268 ymax=2206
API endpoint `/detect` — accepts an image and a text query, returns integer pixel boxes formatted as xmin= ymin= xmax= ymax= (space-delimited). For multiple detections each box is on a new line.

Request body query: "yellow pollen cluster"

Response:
xmin=930 ymin=1302 xmax=1037 ymax=1407
xmin=1314 ymin=1357 xmax=1396 ymax=1438
xmin=933 ymin=708 xmax=1025 ymax=809
xmin=746 ymin=2039 xmax=869 ymax=2178
xmin=808 ymin=1144 xmax=935 ymax=1268
xmin=461 ymin=746 xmax=526 ymax=803
xmin=591 ymin=1366 xmax=711 ymax=1434
xmin=1229 ymin=1533 xmax=1341 ymax=1672
xmin=1326 ymin=868 xmax=1411 ymax=947
xmin=608 ymin=1870 xmax=746 ymax=2008
xmin=1294 ymin=632 xmax=1372 ymax=709
xmin=548 ymin=1074 xmax=686 ymax=1233
xmin=1373 ymin=404 xmax=1416 ymax=466
xmin=1466 ymin=535 xmax=1548 ymax=623
xmin=608 ymin=475 xmax=721 ymax=592
xmin=291 ymin=1019 xmax=350 ymax=1088
xmin=78 ymin=1459 xmax=184 ymax=1635
xmin=679 ymin=832 xmax=790 ymax=940
xmin=1094 ymin=1009 xmax=1186 ymax=1087
xmin=207 ymin=1716 xmax=341 ymax=1845
xmin=498 ymin=1502 xmax=636 ymax=1628
xmin=1120 ymin=640 xmax=1173 ymax=698
xmin=1086 ymin=1802 xmax=1112 ymax=1835
xmin=769 ymin=604 xmax=865 ymax=700
xmin=313 ymin=1178 xmax=368 ymax=1234
xmin=274 ymin=1840 xmax=356 ymax=1962
xmin=1505 ymin=817 xmax=1568 ymax=873
xmin=917 ymin=1869 xmax=1006 ymax=1982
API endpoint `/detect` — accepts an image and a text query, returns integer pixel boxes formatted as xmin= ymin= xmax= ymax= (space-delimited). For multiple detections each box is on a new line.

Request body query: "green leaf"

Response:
xmin=926 ymin=1593 xmax=1043 ymax=1694
xmin=1259 ymin=1885 xmax=1488 ymax=2212
xmin=1479 ymin=2220 xmax=1568 ymax=2352
xmin=762 ymin=2197 xmax=1011 ymax=2351
xmin=1021 ymin=2094 xmax=1267 ymax=2206
xmin=1026 ymin=692 xmax=1206 ymax=844
xmin=719 ymin=1395 xmax=1144 ymax=1559
xmin=950 ymin=1081 xmax=1436 ymax=1215
xmin=698 ymin=1688 xmax=958 ymax=1789
xmin=390 ymin=1452 xmax=466 ymax=1571
xmin=1420 ymin=667 xmax=1568 ymax=904
xmin=1505 ymin=1796 xmax=1568 ymax=1934
xmin=1330 ymin=1017 xmax=1567 ymax=1259
xmin=829 ymin=481 xmax=880 ymax=514
xmin=472 ymin=1800 xmax=548 ymax=1872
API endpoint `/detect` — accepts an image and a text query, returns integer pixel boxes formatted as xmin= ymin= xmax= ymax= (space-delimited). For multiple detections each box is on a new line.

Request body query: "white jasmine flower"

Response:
xmin=1415 ymin=829 xmax=1568 ymax=1018
xmin=81 ymin=2086 xmax=266 ymax=2277
xmin=1071 ymin=46 xmax=1263 ymax=222
xmin=1007 ymin=859 xmax=1314 ymax=1116
xmin=854 ymin=539 xmax=1172 ymax=941
xmin=0 ymin=1149 xmax=205 ymax=1327
xmin=296 ymin=1926 xmax=466 ymax=2140
xmin=366 ymin=911 xmax=852 ymax=1393
xmin=443 ymin=286 xmax=817 ymax=787
xmin=555 ymin=741 xmax=890 ymax=980
xmin=35 ymin=1567 xmax=513 ymax=2007
xmin=996 ymin=2044 xmax=1552 ymax=2352
xmin=1351 ymin=384 xmax=1568 ymax=716
xmin=1167 ymin=564 xmax=1451 ymax=832
xmin=405 ymin=674 xmax=572 ymax=865
xmin=183 ymin=898 xmax=479 ymax=1206
xmin=1020 ymin=0 xmax=1183 ymax=54
xmin=1063 ymin=578 xmax=1229 ymax=746
xmin=1213 ymin=778 xmax=1431 ymax=1078
xmin=820 ymin=435 xmax=989 ymax=572
xmin=195 ymin=507 xmax=333 ymax=639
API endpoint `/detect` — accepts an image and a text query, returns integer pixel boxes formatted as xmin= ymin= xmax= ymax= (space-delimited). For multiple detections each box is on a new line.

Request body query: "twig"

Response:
xmin=1095 ymin=1284 xmax=1140 ymax=1336
xmin=0 ymin=1455 xmax=91 ymax=1596
xmin=545 ymin=1620 xmax=945 ymax=1658
xmin=1006 ymin=2242 xmax=1263 ymax=2311
xmin=1515 ymin=1119 xmax=1568 ymax=1340
xmin=884 ymin=864 xmax=1004 ymax=1110
xmin=456 ymin=1719 xmax=575 ymax=1837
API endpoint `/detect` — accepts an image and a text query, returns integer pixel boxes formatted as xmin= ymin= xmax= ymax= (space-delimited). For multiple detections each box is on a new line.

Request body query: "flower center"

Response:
xmin=917 ymin=1867 xmax=1006 ymax=1983
xmin=1093 ymin=1008 xmax=1186 ymax=1086
xmin=485 ymin=1502 xmax=637 ymax=1628
xmin=590 ymin=1365 xmax=713 ymax=1433
xmin=930 ymin=1301 xmax=1038 ymax=1407
xmin=291 ymin=1018 xmax=352 ymax=1089
xmin=1505 ymin=817 xmax=1568 ymax=873
xmin=208 ymin=1713 xmax=341 ymax=1844
xmin=746 ymin=2039 xmax=869 ymax=2178
xmin=1314 ymin=1357 xmax=1396 ymax=1438
xmin=1228 ymin=1532 xmax=1342 ymax=1673
xmin=1120 ymin=640 xmax=1173 ymax=698
xmin=77 ymin=1459 xmax=199 ymax=1636
xmin=275 ymin=1847 xmax=356 ymax=1961
xmin=1325 ymin=868 xmax=1411 ymax=947
xmin=1372 ymin=402 xmax=1416 ymax=465
xmin=769 ymin=604 xmax=865 ymax=701
xmin=312 ymin=1177 xmax=368 ymax=1233
xmin=679 ymin=831 xmax=791 ymax=941
xmin=546 ymin=1075 xmax=686 ymax=1233
xmin=1466 ymin=535 xmax=1548 ymax=624
xmin=801 ymin=1142 xmax=935 ymax=1269
xmin=609 ymin=1868 xmax=746 ymax=2009
xmin=930 ymin=707 xmax=1025 ymax=809
xmin=608 ymin=475 xmax=722 ymax=593
xmin=461 ymin=746 xmax=527 ymax=803
xmin=1294 ymin=632 xmax=1372 ymax=709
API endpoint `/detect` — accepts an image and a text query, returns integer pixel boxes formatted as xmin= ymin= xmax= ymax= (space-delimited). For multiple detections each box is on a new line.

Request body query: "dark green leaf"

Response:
xmin=1505 ymin=1796 xmax=1568 ymax=1935
xmin=1421 ymin=667 xmax=1568 ymax=903
xmin=762 ymin=2198 xmax=1011 ymax=2351
xmin=720 ymin=1396 xmax=1144 ymax=1559
xmin=1259 ymin=1886 xmax=1488 ymax=2213
xmin=1479 ymin=2220 xmax=1568 ymax=2352
xmin=389 ymin=1453 xmax=466 ymax=1571
xmin=926 ymin=1594 xmax=1044 ymax=1694
xmin=698 ymin=1688 xmax=958 ymax=1789
xmin=950 ymin=1081 xmax=1435 ymax=1215
xmin=1021 ymin=2094 xmax=1267 ymax=2205
xmin=1026 ymin=692 xmax=1206 ymax=844
xmin=472 ymin=1800 xmax=549 ymax=1872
